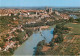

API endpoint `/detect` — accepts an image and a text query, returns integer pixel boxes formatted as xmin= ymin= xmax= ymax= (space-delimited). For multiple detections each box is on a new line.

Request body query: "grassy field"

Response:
xmin=64 ymin=23 xmax=80 ymax=34
xmin=44 ymin=23 xmax=80 ymax=55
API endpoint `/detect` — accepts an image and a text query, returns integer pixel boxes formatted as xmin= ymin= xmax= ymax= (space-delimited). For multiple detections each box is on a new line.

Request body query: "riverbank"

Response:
xmin=0 ymin=19 xmax=68 ymax=55
xmin=36 ymin=22 xmax=80 ymax=55
xmin=35 ymin=22 xmax=70 ymax=55
xmin=12 ymin=26 xmax=50 ymax=55
xmin=13 ymin=19 xmax=68 ymax=56
xmin=13 ymin=25 xmax=55 ymax=56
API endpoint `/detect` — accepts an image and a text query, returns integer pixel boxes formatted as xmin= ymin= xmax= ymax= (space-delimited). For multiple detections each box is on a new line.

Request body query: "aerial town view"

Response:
xmin=0 ymin=0 xmax=80 ymax=56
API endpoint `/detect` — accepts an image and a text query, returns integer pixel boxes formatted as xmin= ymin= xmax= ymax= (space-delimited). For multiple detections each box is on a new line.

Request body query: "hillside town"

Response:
xmin=1 ymin=0 xmax=80 ymax=55
xmin=0 ymin=7 xmax=80 ymax=55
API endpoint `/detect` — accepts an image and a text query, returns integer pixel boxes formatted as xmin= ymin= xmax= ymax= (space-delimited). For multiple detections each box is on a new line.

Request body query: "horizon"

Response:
xmin=0 ymin=0 xmax=80 ymax=8
xmin=1 ymin=6 xmax=80 ymax=8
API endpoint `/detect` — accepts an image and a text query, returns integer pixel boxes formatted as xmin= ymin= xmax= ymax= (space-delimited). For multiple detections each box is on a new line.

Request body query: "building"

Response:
xmin=49 ymin=8 xmax=53 ymax=14
xmin=46 ymin=8 xmax=53 ymax=14
xmin=3 ymin=41 xmax=15 ymax=51
xmin=54 ymin=10 xmax=60 ymax=15
xmin=60 ymin=13 xmax=70 ymax=19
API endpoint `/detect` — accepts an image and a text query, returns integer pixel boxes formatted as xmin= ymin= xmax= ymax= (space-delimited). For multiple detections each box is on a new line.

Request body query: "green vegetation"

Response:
xmin=49 ymin=41 xmax=54 ymax=47
xmin=68 ymin=17 xmax=75 ymax=22
xmin=0 ymin=14 xmax=34 ymax=55
xmin=0 ymin=16 xmax=11 ymax=32
xmin=53 ymin=23 xmax=69 ymax=43
xmin=54 ymin=23 xmax=69 ymax=34
xmin=16 ymin=31 xmax=26 ymax=44
xmin=54 ymin=34 xmax=63 ymax=43
xmin=0 ymin=51 xmax=12 ymax=56
xmin=23 ymin=17 xmax=32 ymax=19
xmin=24 ymin=22 xmax=46 ymax=27
xmin=0 ymin=28 xmax=33 ymax=55
xmin=75 ymin=18 xmax=80 ymax=23
xmin=46 ymin=19 xmax=68 ymax=26
xmin=0 ymin=10 xmax=80 ymax=56
xmin=43 ymin=23 xmax=80 ymax=55
xmin=65 ymin=23 xmax=80 ymax=34
xmin=0 ymin=16 xmax=19 ymax=32
xmin=12 ymin=29 xmax=33 ymax=44
xmin=35 ymin=21 xmax=69 ymax=55
xmin=25 ymin=29 xmax=33 ymax=37
xmin=0 ymin=42 xmax=5 ymax=48
xmin=36 ymin=40 xmax=46 ymax=55
xmin=24 ymin=19 xmax=68 ymax=27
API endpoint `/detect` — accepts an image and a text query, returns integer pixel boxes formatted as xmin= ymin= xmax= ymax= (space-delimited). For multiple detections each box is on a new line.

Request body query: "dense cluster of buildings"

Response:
xmin=0 ymin=8 xmax=52 ymax=17
xmin=54 ymin=10 xmax=70 ymax=19
xmin=0 ymin=8 xmax=70 ymax=20
xmin=0 ymin=26 xmax=28 ymax=51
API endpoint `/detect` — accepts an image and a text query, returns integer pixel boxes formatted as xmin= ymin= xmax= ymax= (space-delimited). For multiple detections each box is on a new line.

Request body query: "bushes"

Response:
xmin=35 ymin=19 xmax=69 ymax=55
xmin=75 ymin=18 xmax=80 ymax=23
xmin=8 ymin=48 xmax=14 ymax=54
xmin=16 ymin=29 xmax=22 ymax=33
xmin=46 ymin=19 xmax=68 ymax=26
xmin=16 ymin=31 xmax=26 ymax=44
xmin=53 ymin=23 xmax=69 ymax=35
xmin=25 ymin=22 xmax=45 ymax=27
xmin=36 ymin=40 xmax=46 ymax=55
xmin=0 ymin=42 xmax=5 ymax=48
xmin=10 ymin=37 xmax=16 ymax=41
xmin=36 ymin=50 xmax=45 ymax=55
xmin=54 ymin=34 xmax=63 ymax=43
xmin=46 ymin=21 xmax=54 ymax=26
xmin=53 ymin=23 xmax=69 ymax=43
xmin=26 ymin=29 xmax=33 ymax=37
xmin=49 ymin=41 xmax=54 ymax=47
xmin=0 ymin=51 xmax=12 ymax=55
xmin=0 ymin=16 xmax=19 ymax=32
xmin=24 ymin=19 xmax=68 ymax=27
xmin=23 ymin=17 xmax=31 ymax=19
xmin=37 ymin=40 xmax=46 ymax=47
xmin=68 ymin=17 xmax=75 ymax=22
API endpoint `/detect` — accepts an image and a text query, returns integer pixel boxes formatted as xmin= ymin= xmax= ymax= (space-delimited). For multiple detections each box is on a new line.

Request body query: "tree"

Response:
xmin=55 ymin=34 xmax=63 ymax=43
xmin=49 ymin=41 xmax=54 ymax=47
xmin=37 ymin=40 xmax=46 ymax=47
xmin=16 ymin=29 xmax=22 ymax=33
xmin=8 ymin=48 xmax=14 ymax=54
xmin=16 ymin=31 xmax=26 ymax=44
xmin=11 ymin=13 xmax=14 ymax=16
xmin=75 ymin=18 xmax=80 ymax=23
xmin=0 ymin=42 xmax=5 ymax=48
xmin=36 ymin=40 xmax=46 ymax=55
xmin=6 ymin=34 xmax=9 ymax=37
xmin=69 ymin=17 xmax=74 ymax=22
xmin=26 ymin=29 xmax=33 ymax=37
xmin=10 ymin=37 xmax=16 ymax=41
xmin=17 ymin=13 xmax=20 ymax=16
xmin=1 ymin=51 xmax=12 ymax=55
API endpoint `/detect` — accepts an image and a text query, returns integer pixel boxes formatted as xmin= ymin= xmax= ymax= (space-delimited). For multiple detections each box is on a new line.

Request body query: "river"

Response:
xmin=13 ymin=27 xmax=54 ymax=56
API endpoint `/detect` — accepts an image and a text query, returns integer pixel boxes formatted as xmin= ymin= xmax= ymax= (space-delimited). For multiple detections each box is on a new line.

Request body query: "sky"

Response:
xmin=0 ymin=0 xmax=80 ymax=7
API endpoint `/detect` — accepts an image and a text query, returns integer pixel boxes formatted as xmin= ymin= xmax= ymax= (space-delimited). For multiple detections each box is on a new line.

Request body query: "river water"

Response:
xmin=13 ymin=27 xmax=54 ymax=56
